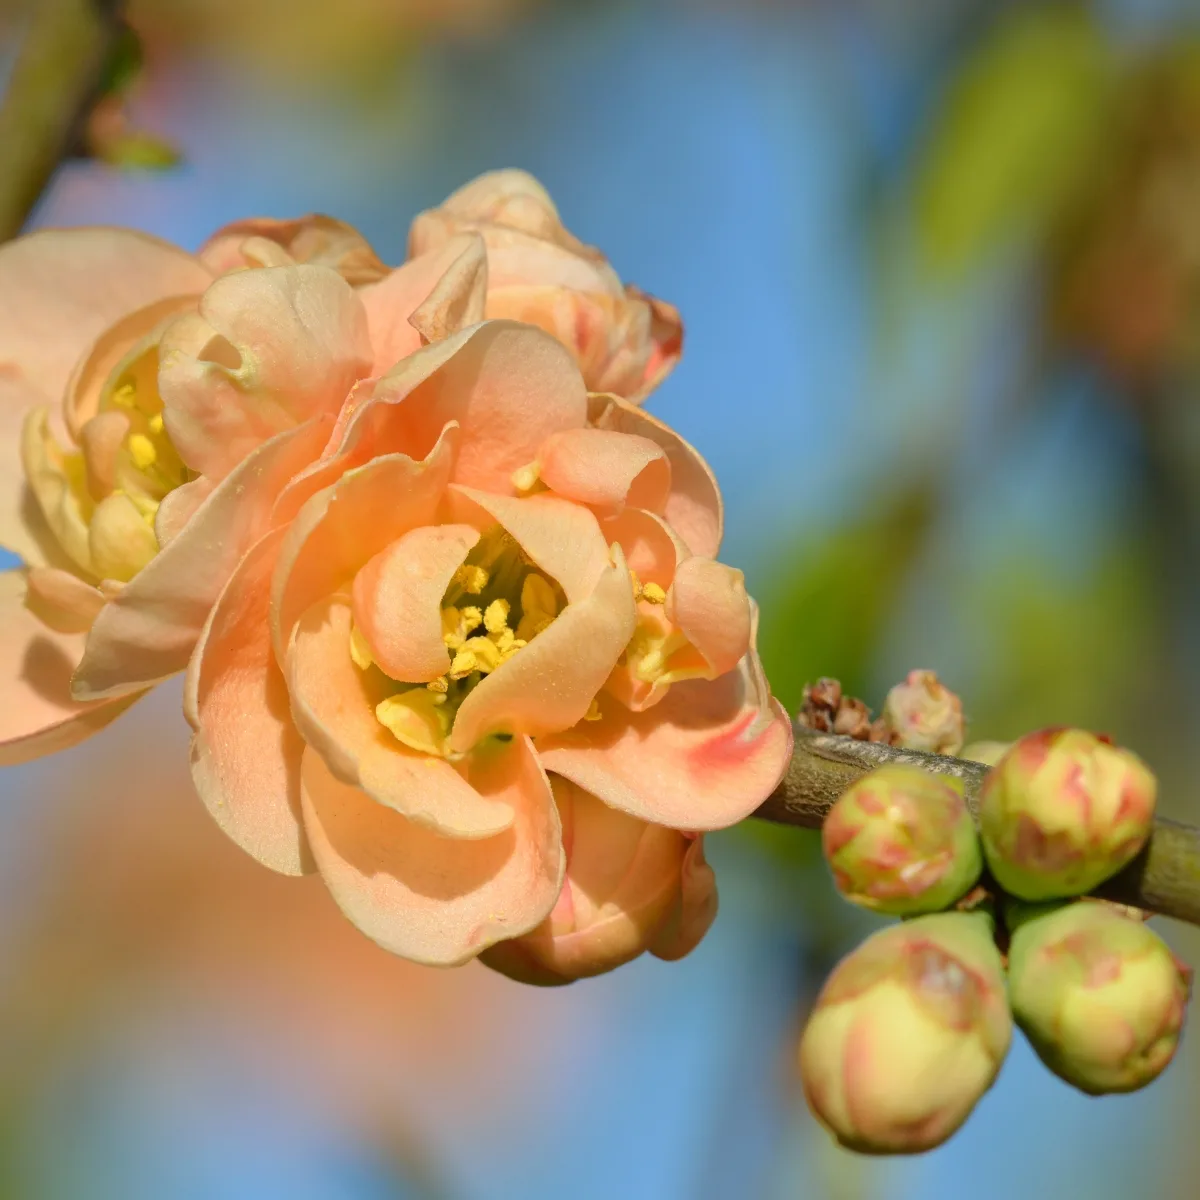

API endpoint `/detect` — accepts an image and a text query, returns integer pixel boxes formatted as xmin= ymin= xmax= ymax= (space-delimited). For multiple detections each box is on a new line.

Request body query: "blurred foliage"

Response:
xmin=757 ymin=483 xmax=935 ymax=712
xmin=914 ymin=3 xmax=1113 ymax=276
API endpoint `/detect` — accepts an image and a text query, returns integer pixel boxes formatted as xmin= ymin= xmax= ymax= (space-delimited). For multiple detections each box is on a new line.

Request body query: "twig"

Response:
xmin=755 ymin=727 xmax=1200 ymax=927
xmin=0 ymin=0 xmax=127 ymax=241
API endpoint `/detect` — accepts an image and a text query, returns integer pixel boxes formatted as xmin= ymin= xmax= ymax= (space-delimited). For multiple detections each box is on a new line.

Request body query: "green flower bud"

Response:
xmin=979 ymin=728 xmax=1156 ymax=900
xmin=1008 ymin=902 xmax=1190 ymax=1094
xmin=822 ymin=765 xmax=982 ymax=916
xmin=799 ymin=912 xmax=1012 ymax=1155
xmin=961 ymin=740 xmax=1011 ymax=768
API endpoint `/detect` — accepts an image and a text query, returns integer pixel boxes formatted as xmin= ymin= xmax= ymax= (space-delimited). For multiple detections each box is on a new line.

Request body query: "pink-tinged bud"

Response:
xmin=979 ymin=728 xmax=1157 ymax=900
xmin=961 ymin=740 xmax=1012 ymax=768
xmin=799 ymin=912 xmax=1011 ymax=1155
xmin=822 ymin=765 xmax=982 ymax=916
xmin=882 ymin=670 xmax=966 ymax=755
xmin=1008 ymin=902 xmax=1190 ymax=1094
xmin=479 ymin=779 xmax=715 ymax=986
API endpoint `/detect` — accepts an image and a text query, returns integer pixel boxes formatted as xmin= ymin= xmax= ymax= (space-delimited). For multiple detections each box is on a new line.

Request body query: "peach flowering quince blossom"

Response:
xmin=409 ymin=169 xmax=683 ymax=402
xmin=185 ymin=318 xmax=792 ymax=969
xmin=0 ymin=215 xmax=495 ymax=764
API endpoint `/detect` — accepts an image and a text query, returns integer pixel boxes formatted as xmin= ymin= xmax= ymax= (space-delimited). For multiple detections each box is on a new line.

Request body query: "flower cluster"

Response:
xmin=0 ymin=171 xmax=791 ymax=978
xmin=801 ymin=725 xmax=1190 ymax=1155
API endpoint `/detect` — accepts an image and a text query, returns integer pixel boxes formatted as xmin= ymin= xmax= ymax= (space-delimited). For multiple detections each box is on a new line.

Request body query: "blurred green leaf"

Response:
xmin=914 ymin=3 xmax=1114 ymax=274
xmin=756 ymin=484 xmax=935 ymax=712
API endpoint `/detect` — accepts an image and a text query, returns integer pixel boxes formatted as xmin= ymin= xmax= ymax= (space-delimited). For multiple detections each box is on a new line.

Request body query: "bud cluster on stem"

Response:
xmin=798 ymin=718 xmax=1193 ymax=1157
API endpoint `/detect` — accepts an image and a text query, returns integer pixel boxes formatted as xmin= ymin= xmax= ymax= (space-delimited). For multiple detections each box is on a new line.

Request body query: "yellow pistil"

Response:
xmin=453 ymin=564 xmax=489 ymax=595
xmin=349 ymin=623 xmax=374 ymax=670
xmin=128 ymin=433 xmax=158 ymax=471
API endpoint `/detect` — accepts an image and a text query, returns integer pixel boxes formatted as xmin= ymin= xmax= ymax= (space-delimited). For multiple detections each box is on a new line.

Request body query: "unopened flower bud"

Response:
xmin=480 ymin=779 xmax=715 ymax=986
xmin=822 ymin=765 xmax=982 ymax=916
xmin=882 ymin=670 xmax=966 ymax=755
xmin=1008 ymin=902 xmax=1190 ymax=1094
xmin=979 ymin=728 xmax=1156 ymax=900
xmin=799 ymin=912 xmax=1011 ymax=1155
xmin=961 ymin=740 xmax=1012 ymax=768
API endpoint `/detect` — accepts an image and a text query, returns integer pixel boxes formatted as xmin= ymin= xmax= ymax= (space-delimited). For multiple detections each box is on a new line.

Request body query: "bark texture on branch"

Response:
xmin=756 ymin=727 xmax=1200 ymax=927
xmin=0 ymin=0 xmax=127 ymax=241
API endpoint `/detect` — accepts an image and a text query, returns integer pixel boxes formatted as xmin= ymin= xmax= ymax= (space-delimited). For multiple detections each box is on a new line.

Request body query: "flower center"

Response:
xmin=353 ymin=525 xmax=565 ymax=758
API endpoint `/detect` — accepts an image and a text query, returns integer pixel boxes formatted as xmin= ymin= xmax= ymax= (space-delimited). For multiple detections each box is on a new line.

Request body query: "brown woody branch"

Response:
xmin=755 ymin=727 xmax=1200 ymax=927
xmin=0 ymin=0 xmax=127 ymax=241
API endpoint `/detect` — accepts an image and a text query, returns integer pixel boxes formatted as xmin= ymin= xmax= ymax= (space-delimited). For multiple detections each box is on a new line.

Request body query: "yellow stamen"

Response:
xmin=521 ymin=572 xmax=557 ymax=618
xmin=448 ymin=649 xmax=478 ymax=679
xmin=148 ymin=413 xmax=164 ymax=435
xmin=584 ymin=697 xmax=602 ymax=722
xmin=641 ymin=581 xmax=667 ymax=605
xmin=427 ymin=675 xmax=449 ymax=694
xmin=461 ymin=635 xmax=502 ymax=674
xmin=630 ymin=570 xmax=643 ymax=600
xmin=376 ymin=690 xmax=447 ymax=757
xmin=453 ymin=564 xmax=489 ymax=595
xmin=490 ymin=627 xmax=516 ymax=654
xmin=511 ymin=462 xmax=541 ymax=495
xmin=111 ymin=383 xmax=136 ymax=409
xmin=442 ymin=605 xmax=483 ymax=649
xmin=484 ymin=598 xmax=510 ymax=634
xmin=128 ymin=434 xmax=158 ymax=471
xmin=349 ymin=624 xmax=374 ymax=670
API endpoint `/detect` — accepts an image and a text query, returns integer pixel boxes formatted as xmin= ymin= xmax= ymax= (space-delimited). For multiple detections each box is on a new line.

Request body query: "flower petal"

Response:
xmin=159 ymin=264 xmax=372 ymax=480
xmin=0 ymin=227 xmax=211 ymax=402
xmin=624 ymin=288 xmax=684 ymax=405
xmin=21 ymin=404 xmax=93 ymax=575
xmin=538 ymin=647 xmax=792 ymax=831
xmin=300 ymin=734 xmax=564 ymax=965
xmin=185 ymin=526 xmax=312 ymax=876
xmin=446 ymin=486 xmax=610 ymax=606
xmin=271 ymin=427 xmax=456 ymax=664
xmin=369 ymin=320 xmax=587 ymax=496
xmin=63 ymin=294 xmax=198 ymax=440
xmin=601 ymin=507 xmax=688 ymax=590
xmin=0 ymin=570 xmax=137 ymax=766
xmin=25 ymin=567 xmax=104 ymax=633
xmin=0 ymin=376 xmax=63 ymax=568
xmin=73 ymin=415 xmax=333 ymax=700
xmin=360 ymin=234 xmax=487 ymax=374
xmin=353 ymin=524 xmax=480 ymax=683
xmin=198 ymin=214 xmax=388 ymax=285
xmin=650 ymin=835 xmax=719 ymax=961
xmin=537 ymin=428 xmax=671 ymax=514
xmin=450 ymin=547 xmax=636 ymax=752
xmin=589 ymin=393 xmax=722 ymax=558
xmin=666 ymin=556 xmax=751 ymax=679
xmin=289 ymin=593 xmax=512 ymax=838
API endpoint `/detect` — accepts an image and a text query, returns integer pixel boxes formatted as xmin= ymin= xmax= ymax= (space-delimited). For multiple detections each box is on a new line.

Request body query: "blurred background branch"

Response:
xmin=0 ymin=0 xmax=127 ymax=239
xmin=758 ymin=729 xmax=1200 ymax=926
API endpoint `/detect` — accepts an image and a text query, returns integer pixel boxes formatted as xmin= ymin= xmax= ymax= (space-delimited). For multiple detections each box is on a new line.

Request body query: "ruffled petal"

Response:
xmin=288 ymin=593 xmax=512 ymax=838
xmin=538 ymin=648 xmax=793 ymax=831
xmin=359 ymin=234 xmax=486 ymax=374
xmin=185 ymin=526 xmax=313 ymax=876
xmin=0 ymin=376 xmax=62 ymax=567
xmin=446 ymin=486 xmax=610 ymax=606
xmin=198 ymin=214 xmax=388 ymax=286
xmin=352 ymin=524 xmax=479 ymax=683
xmin=450 ymin=547 xmax=636 ymax=752
xmin=0 ymin=570 xmax=138 ymax=766
xmin=589 ymin=393 xmax=722 ymax=558
xmin=63 ymin=294 xmax=198 ymax=440
xmin=624 ymin=288 xmax=684 ymax=405
xmin=0 ymin=228 xmax=211 ymax=402
xmin=368 ymin=320 xmax=587 ymax=496
xmin=601 ymin=508 xmax=688 ymax=590
xmin=650 ymin=835 xmax=719 ymax=961
xmin=271 ymin=427 xmax=456 ymax=663
xmin=73 ymin=415 xmax=333 ymax=700
xmin=536 ymin=428 xmax=670 ymax=514
xmin=666 ymin=556 xmax=751 ymax=679
xmin=300 ymin=734 xmax=564 ymax=965
xmin=159 ymin=264 xmax=372 ymax=480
